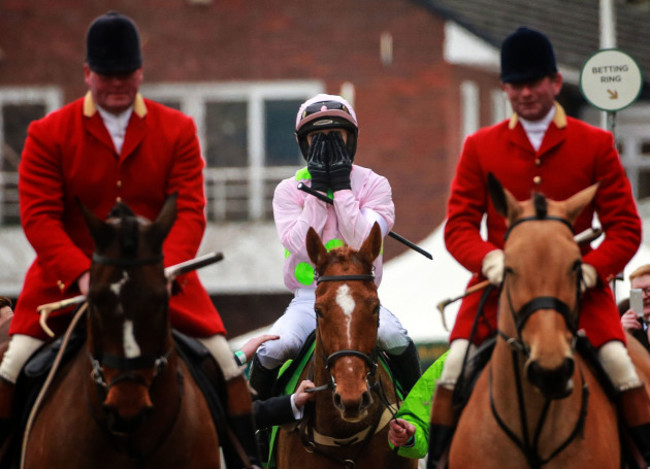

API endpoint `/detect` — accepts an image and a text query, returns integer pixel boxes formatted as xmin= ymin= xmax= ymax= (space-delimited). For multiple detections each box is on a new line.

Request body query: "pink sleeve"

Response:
xmin=273 ymin=178 xmax=328 ymax=255
xmin=332 ymin=171 xmax=395 ymax=249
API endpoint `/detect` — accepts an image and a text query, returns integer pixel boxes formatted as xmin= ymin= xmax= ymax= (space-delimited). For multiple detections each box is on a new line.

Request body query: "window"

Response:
xmin=141 ymin=81 xmax=323 ymax=221
xmin=618 ymin=127 xmax=650 ymax=200
xmin=0 ymin=87 xmax=63 ymax=225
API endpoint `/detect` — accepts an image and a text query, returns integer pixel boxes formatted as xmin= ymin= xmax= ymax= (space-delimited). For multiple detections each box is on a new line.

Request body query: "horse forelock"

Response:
xmin=533 ymin=192 xmax=548 ymax=218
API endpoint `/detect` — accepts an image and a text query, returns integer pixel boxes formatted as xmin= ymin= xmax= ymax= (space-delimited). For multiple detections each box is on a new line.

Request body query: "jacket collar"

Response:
xmin=83 ymin=91 xmax=147 ymax=118
xmin=508 ymin=101 xmax=567 ymax=130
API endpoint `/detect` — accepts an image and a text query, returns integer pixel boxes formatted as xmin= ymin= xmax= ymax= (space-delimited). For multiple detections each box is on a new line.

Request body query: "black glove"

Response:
xmin=327 ymin=132 xmax=352 ymax=191
xmin=306 ymin=133 xmax=329 ymax=192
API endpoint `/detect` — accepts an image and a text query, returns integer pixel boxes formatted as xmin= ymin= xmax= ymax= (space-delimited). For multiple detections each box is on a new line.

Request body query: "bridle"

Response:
xmin=491 ymin=215 xmax=589 ymax=469
xmin=297 ymin=271 xmax=399 ymax=468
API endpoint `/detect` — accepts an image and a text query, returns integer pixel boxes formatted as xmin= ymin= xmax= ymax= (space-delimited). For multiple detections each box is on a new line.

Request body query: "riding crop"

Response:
xmin=37 ymin=251 xmax=224 ymax=337
xmin=297 ymin=182 xmax=433 ymax=260
xmin=436 ymin=226 xmax=603 ymax=331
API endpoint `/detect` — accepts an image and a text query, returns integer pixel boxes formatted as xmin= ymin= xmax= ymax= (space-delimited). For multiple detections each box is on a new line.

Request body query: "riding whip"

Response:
xmin=37 ymin=251 xmax=225 ymax=337
xmin=297 ymin=182 xmax=433 ymax=260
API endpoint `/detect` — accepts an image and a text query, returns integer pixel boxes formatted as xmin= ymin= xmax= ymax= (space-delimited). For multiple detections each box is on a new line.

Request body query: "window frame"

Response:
xmin=0 ymin=86 xmax=63 ymax=224
xmin=141 ymin=80 xmax=323 ymax=220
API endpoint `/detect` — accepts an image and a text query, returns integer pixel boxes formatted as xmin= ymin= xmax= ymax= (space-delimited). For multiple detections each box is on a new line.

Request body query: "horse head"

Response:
xmin=79 ymin=194 xmax=177 ymax=434
xmin=488 ymin=174 xmax=598 ymax=399
xmin=306 ymin=223 xmax=382 ymax=422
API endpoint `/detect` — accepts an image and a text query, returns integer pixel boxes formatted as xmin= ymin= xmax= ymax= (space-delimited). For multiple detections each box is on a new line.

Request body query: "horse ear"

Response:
xmin=563 ymin=183 xmax=599 ymax=224
xmin=149 ymin=193 xmax=178 ymax=247
xmin=306 ymin=227 xmax=327 ymax=267
xmin=488 ymin=173 xmax=521 ymax=225
xmin=77 ymin=198 xmax=112 ymax=250
xmin=488 ymin=173 xmax=508 ymax=217
xmin=359 ymin=222 xmax=382 ymax=264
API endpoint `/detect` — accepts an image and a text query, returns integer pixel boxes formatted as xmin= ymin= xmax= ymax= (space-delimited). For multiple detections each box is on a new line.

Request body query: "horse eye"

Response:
xmin=314 ymin=307 xmax=324 ymax=318
xmin=504 ymin=266 xmax=515 ymax=275
xmin=571 ymin=260 xmax=582 ymax=272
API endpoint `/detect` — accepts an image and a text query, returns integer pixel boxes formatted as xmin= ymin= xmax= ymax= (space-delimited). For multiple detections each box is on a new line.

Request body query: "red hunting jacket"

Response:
xmin=445 ymin=103 xmax=640 ymax=348
xmin=14 ymin=92 xmax=225 ymax=340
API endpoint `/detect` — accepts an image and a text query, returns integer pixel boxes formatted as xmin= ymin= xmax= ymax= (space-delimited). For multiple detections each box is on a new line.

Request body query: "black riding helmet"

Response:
xmin=295 ymin=94 xmax=359 ymax=161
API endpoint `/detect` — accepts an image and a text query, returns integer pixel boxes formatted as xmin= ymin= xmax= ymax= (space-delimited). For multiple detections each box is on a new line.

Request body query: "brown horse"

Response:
xmin=275 ymin=223 xmax=416 ymax=469
xmin=21 ymin=196 xmax=222 ymax=468
xmin=448 ymin=176 xmax=621 ymax=468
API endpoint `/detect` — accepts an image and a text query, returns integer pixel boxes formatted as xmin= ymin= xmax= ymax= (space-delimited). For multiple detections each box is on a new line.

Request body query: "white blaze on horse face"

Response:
xmin=110 ymin=271 xmax=130 ymax=303
xmin=336 ymin=284 xmax=355 ymax=341
xmin=123 ymin=320 xmax=141 ymax=358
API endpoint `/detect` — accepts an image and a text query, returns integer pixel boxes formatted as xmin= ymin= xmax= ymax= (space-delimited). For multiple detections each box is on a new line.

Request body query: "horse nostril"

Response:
xmin=360 ymin=390 xmax=372 ymax=410
xmin=333 ymin=392 xmax=343 ymax=410
xmin=526 ymin=357 xmax=575 ymax=399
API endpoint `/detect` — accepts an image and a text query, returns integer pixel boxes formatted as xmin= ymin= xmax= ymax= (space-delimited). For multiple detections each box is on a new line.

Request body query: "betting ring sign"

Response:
xmin=580 ymin=49 xmax=643 ymax=112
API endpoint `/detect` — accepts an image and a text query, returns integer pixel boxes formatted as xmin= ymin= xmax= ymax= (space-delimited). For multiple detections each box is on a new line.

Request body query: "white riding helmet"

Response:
xmin=295 ymin=94 xmax=359 ymax=161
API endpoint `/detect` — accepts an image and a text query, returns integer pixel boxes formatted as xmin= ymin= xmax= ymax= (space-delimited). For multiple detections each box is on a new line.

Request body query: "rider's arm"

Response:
xmin=389 ymin=351 xmax=448 ymax=459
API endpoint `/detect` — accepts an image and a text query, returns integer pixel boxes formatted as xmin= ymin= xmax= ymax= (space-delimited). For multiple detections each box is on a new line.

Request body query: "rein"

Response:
xmin=491 ymin=215 xmax=588 ymax=468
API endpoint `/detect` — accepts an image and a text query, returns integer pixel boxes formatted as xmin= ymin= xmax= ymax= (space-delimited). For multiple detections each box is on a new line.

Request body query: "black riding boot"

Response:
xmin=386 ymin=339 xmax=421 ymax=395
xmin=620 ymin=385 xmax=650 ymax=465
xmin=426 ymin=386 xmax=456 ymax=469
xmin=248 ymin=355 xmax=278 ymax=401
xmin=223 ymin=375 xmax=262 ymax=469
xmin=0 ymin=378 xmax=14 ymax=448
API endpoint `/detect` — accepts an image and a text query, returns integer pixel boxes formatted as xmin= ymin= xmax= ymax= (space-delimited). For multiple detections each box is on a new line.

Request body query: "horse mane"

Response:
xmin=107 ymin=202 xmax=139 ymax=256
xmin=533 ymin=192 xmax=548 ymax=219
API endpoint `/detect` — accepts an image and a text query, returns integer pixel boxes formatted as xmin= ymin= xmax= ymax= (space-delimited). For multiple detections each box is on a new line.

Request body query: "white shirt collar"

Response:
xmin=96 ymin=105 xmax=133 ymax=154
xmin=519 ymin=106 xmax=556 ymax=152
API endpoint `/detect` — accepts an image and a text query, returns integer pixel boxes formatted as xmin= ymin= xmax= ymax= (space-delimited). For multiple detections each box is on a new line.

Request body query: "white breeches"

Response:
xmin=198 ymin=334 xmax=243 ymax=381
xmin=438 ymin=339 xmax=476 ymax=390
xmin=598 ymin=340 xmax=642 ymax=391
xmin=0 ymin=334 xmax=45 ymax=383
xmin=256 ymin=288 xmax=411 ymax=369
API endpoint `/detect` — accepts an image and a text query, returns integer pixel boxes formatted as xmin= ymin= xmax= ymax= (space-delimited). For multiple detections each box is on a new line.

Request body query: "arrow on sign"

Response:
xmin=607 ymin=89 xmax=619 ymax=99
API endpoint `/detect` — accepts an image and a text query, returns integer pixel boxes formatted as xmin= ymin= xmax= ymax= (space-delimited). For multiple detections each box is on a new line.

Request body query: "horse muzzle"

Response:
xmin=333 ymin=386 xmax=373 ymax=422
xmin=102 ymin=379 xmax=154 ymax=434
xmin=525 ymin=356 xmax=575 ymax=399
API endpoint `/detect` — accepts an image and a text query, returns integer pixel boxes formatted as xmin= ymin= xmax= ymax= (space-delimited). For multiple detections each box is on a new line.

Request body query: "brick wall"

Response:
xmin=0 ymin=0 xmax=503 ymax=261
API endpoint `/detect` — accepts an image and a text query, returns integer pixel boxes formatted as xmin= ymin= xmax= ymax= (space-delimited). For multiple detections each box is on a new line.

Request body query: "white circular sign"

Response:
xmin=580 ymin=49 xmax=643 ymax=112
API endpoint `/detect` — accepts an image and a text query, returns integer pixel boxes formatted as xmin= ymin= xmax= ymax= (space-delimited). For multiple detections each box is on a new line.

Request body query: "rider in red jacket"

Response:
xmin=428 ymin=27 xmax=650 ymax=467
xmin=0 ymin=12 xmax=260 ymax=466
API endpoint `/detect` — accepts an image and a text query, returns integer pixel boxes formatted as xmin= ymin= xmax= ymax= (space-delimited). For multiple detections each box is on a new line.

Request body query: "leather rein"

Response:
xmin=491 ymin=215 xmax=589 ymax=469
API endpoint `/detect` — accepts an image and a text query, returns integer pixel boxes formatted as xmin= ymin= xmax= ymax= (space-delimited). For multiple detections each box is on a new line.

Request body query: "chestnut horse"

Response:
xmin=20 ymin=196 xmax=222 ymax=468
xmin=448 ymin=176 xmax=622 ymax=468
xmin=276 ymin=224 xmax=416 ymax=469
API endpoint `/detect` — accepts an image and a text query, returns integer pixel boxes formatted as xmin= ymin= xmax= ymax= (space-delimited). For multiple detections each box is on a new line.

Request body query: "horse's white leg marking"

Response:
xmin=336 ymin=284 xmax=355 ymax=343
xmin=123 ymin=320 xmax=141 ymax=358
